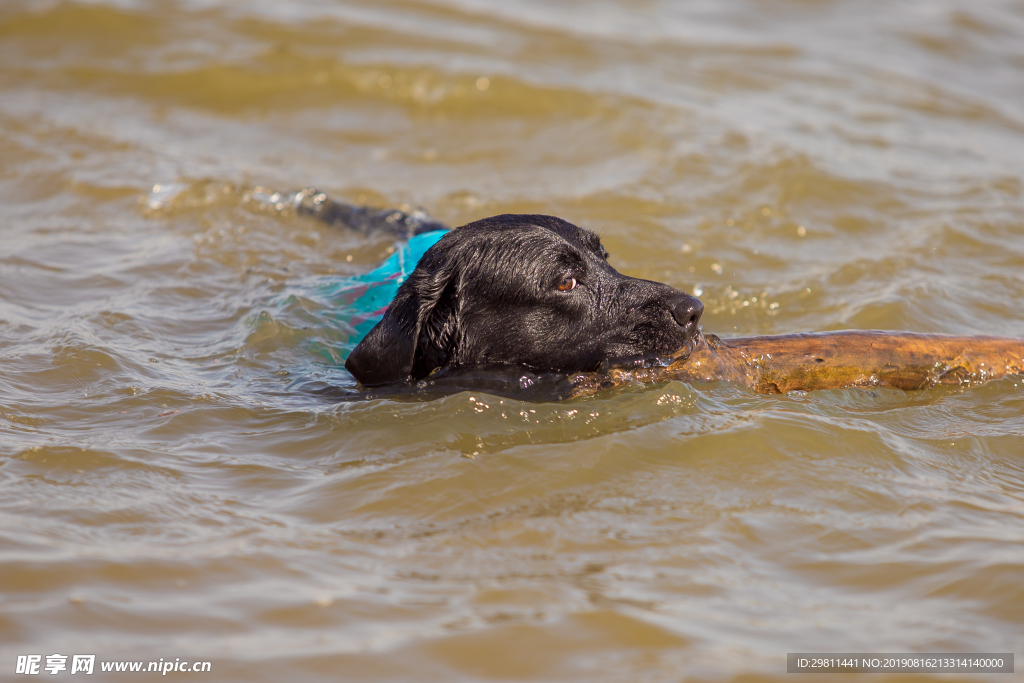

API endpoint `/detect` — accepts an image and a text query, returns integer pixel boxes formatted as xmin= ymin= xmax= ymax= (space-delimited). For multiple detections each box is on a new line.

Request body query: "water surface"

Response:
xmin=2 ymin=0 xmax=1024 ymax=680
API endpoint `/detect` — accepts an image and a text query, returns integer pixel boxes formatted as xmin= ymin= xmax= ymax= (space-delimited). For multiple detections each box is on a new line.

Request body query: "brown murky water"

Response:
xmin=2 ymin=1 xmax=1024 ymax=681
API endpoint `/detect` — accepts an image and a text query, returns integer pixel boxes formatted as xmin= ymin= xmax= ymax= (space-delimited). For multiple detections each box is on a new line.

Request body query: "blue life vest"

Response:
xmin=306 ymin=230 xmax=448 ymax=356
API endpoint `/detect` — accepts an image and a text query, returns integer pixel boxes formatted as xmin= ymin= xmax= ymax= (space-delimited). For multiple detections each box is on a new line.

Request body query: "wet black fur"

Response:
xmin=345 ymin=214 xmax=703 ymax=386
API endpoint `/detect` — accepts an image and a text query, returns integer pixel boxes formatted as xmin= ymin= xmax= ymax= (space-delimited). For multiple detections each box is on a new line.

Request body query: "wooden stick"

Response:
xmin=570 ymin=331 xmax=1024 ymax=396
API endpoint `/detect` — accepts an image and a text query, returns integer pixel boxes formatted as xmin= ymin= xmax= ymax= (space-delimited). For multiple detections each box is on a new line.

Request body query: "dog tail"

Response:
xmin=291 ymin=188 xmax=450 ymax=238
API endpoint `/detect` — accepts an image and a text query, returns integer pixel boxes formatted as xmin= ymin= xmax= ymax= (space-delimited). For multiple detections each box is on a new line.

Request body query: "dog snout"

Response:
xmin=669 ymin=293 xmax=703 ymax=336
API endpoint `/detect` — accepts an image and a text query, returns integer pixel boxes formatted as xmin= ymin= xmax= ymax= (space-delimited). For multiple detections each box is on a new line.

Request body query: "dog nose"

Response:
xmin=670 ymin=294 xmax=703 ymax=336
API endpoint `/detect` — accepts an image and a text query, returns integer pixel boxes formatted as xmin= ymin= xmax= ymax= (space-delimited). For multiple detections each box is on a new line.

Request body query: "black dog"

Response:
xmin=344 ymin=214 xmax=703 ymax=386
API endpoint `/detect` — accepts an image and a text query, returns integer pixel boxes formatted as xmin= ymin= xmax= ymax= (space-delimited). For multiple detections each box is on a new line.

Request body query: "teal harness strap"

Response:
xmin=296 ymin=230 xmax=448 ymax=360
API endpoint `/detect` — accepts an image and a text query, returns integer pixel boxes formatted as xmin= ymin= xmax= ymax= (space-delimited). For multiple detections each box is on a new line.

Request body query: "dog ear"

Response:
xmin=344 ymin=287 xmax=419 ymax=385
xmin=345 ymin=266 xmax=459 ymax=386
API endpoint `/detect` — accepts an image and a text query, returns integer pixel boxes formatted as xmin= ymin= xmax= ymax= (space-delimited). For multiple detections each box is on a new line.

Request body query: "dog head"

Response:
xmin=345 ymin=214 xmax=703 ymax=386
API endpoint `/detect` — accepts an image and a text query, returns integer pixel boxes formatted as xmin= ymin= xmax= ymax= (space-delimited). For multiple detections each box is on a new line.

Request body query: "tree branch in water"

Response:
xmin=572 ymin=331 xmax=1024 ymax=396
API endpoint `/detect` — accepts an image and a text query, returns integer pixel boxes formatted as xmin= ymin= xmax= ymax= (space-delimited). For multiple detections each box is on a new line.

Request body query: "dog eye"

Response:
xmin=557 ymin=275 xmax=577 ymax=292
